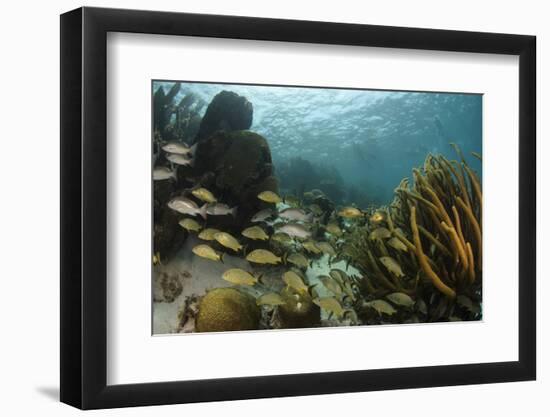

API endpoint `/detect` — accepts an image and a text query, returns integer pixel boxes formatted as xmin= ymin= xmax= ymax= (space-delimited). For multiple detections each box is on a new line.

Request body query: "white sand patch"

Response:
xmin=306 ymin=254 xmax=361 ymax=320
xmin=152 ymin=298 xmax=184 ymax=334
xmin=152 ymin=235 xmax=253 ymax=334
xmin=153 ymin=237 xmax=363 ymax=333
xmin=306 ymin=254 xmax=361 ymax=294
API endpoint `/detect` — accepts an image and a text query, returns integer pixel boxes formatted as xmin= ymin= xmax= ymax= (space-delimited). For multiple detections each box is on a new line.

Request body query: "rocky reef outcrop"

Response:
xmin=153 ymin=83 xmax=208 ymax=258
xmin=193 ymin=130 xmax=279 ymax=231
xmin=194 ymin=90 xmax=253 ymax=143
xmin=153 ymin=179 xmax=188 ymax=258
xmin=154 ymin=88 xmax=277 ymax=248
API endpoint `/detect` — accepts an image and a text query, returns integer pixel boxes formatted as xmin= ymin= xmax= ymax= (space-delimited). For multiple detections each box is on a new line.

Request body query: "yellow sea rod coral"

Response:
xmin=343 ymin=148 xmax=482 ymax=321
xmin=410 ymin=206 xmax=456 ymax=298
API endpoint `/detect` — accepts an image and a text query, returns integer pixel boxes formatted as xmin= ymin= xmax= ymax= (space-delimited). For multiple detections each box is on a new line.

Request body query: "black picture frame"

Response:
xmin=60 ymin=6 xmax=536 ymax=410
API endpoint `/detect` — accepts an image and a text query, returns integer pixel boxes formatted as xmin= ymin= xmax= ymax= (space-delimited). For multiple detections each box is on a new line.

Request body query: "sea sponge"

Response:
xmin=193 ymin=130 xmax=278 ymax=230
xmin=195 ymin=90 xmax=253 ymax=142
xmin=278 ymin=287 xmax=320 ymax=329
xmin=195 ymin=288 xmax=260 ymax=332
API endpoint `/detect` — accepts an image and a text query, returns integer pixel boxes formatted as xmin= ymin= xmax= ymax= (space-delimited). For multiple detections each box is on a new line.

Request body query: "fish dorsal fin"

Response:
xmin=308 ymin=283 xmax=318 ymax=298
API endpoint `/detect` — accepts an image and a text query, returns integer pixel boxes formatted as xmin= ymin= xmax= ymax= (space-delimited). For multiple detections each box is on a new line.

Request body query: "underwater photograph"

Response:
xmin=152 ymin=80 xmax=482 ymax=334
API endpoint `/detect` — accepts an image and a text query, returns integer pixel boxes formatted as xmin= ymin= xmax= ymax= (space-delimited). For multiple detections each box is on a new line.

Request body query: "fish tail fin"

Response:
xmin=282 ymin=252 xmax=287 ymax=265
xmin=307 ymin=283 xmax=318 ymax=298
xmin=190 ymin=142 xmax=198 ymax=156
xmin=257 ymin=273 xmax=264 ymax=286
xmin=220 ymin=253 xmax=225 ymax=264
xmin=199 ymin=204 xmax=208 ymax=220
xmin=171 ymin=166 xmax=178 ymax=181
xmin=231 ymin=207 xmax=238 ymax=217
xmin=189 ymin=157 xmax=195 ymax=167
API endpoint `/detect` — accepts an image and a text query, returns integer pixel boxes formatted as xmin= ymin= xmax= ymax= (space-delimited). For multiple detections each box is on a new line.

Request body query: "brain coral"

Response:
xmin=196 ymin=288 xmax=260 ymax=333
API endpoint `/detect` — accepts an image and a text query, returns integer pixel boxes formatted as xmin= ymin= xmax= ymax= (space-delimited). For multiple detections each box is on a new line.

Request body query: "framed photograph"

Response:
xmin=60 ymin=6 xmax=536 ymax=409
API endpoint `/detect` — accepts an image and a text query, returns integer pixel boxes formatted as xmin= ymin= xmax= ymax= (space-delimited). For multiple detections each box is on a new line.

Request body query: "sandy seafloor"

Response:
xmin=152 ymin=235 xmax=360 ymax=334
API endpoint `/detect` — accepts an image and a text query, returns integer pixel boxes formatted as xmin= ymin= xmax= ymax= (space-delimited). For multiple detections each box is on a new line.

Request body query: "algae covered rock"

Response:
xmin=153 ymin=270 xmax=183 ymax=303
xmin=195 ymin=90 xmax=253 ymax=142
xmin=153 ymin=179 xmax=187 ymax=257
xmin=196 ymin=288 xmax=260 ymax=332
xmin=193 ymin=130 xmax=278 ymax=229
xmin=153 ymin=206 xmax=188 ymax=259
xmin=278 ymin=287 xmax=321 ymax=329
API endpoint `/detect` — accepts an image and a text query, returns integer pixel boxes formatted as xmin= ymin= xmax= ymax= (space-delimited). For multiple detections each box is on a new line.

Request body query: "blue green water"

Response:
xmin=154 ymin=81 xmax=482 ymax=206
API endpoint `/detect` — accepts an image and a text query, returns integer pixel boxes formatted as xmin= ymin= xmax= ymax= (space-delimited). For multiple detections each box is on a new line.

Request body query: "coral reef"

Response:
xmin=193 ymin=130 xmax=278 ymax=230
xmin=171 ymin=92 xmax=205 ymax=144
xmin=277 ymin=287 xmax=321 ymax=328
xmin=195 ymin=288 xmax=260 ymax=332
xmin=153 ymin=82 xmax=181 ymax=141
xmin=195 ymin=91 xmax=253 ymax=143
xmin=151 ymin=83 xmax=482 ymax=333
xmin=153 ymin=195 xmax=188 ymax=258
xmin=154 ymin=83 xmax=206 ymax=144
xmin=343 ymin=148 xmax=482 ymax=322
xmin=152 ymin=83 xmax=207 ymax=257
